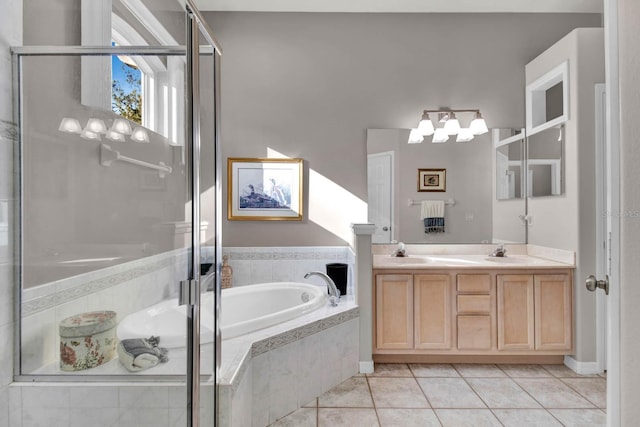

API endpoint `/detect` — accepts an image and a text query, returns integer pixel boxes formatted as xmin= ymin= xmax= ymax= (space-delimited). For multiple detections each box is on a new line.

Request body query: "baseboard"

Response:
xmin=359 ymin=361 xmax=374 ymax=374
xmin=564 ymin=356 xmax=602 ymax=375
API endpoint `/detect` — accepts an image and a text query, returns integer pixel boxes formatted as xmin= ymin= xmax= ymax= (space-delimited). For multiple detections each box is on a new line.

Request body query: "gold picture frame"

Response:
xmin=418 ymin=168 xmax=446 ymax=192
xmin=227 ymin=157 xmax=303 ymax=221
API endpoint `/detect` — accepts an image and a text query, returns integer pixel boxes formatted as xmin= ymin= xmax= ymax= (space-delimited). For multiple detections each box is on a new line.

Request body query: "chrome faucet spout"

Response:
xmin=304 ymin=271 xmax=341 ymax=306
xmin=490 ymin=244 xmax=507 ymax=257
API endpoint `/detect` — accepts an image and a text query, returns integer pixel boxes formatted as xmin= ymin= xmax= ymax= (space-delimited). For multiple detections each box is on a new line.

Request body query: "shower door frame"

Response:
xmin=11 ymin=2 xmax=222 ymax=426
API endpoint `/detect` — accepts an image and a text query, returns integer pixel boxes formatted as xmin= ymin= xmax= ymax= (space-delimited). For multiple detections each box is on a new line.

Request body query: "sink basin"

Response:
xmin=484 ymin=256 xmax=520 ymax=263
xmin=385 ymin=256 xmax=430 ymax=264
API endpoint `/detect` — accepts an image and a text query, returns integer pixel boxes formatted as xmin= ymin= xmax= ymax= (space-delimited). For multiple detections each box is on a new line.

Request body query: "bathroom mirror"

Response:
xmin=527 ymin=125 xmax=565 ymax=197
xmin=495 ymin=129 xmax=525 ymax=201
xmin=367 ymin=128 xmax=526 ymax=244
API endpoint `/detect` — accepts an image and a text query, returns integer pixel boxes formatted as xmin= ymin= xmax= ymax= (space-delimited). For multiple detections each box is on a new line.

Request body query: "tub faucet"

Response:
xmin=304 ymin=271 xmax=341 ymax=306
xmin=490 ymin=244 xmax=507 ymax=257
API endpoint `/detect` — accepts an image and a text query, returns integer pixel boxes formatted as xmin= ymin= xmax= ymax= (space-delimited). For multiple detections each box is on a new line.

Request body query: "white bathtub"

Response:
xmin=117 ymin=282 xmax=327 ymax=347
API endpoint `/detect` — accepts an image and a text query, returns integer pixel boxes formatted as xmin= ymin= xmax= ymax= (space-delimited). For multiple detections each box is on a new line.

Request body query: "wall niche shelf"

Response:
xmin=526 ymin=61 xmax=569 ymax=136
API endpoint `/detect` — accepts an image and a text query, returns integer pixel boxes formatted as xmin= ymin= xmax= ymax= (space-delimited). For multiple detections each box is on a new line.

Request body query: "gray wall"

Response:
xmin=526 ymin=28 xmax=605 ymax=363
xmin=205 ymin=12 xmax=602 ymax=247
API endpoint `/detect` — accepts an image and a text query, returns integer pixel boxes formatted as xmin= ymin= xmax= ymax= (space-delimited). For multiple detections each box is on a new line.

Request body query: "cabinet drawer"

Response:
xmin=458 ymin=315 xmax=492 ymax=350
xmin=458 ymin=295 xmax=491 ymax=313
xmin=457 ymin=274 xmax=491 ymax=293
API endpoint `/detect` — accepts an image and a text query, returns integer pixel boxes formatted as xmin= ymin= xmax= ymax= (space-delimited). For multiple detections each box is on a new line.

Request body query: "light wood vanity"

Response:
xmin=373 ymin=253 xmax=574 ymax=364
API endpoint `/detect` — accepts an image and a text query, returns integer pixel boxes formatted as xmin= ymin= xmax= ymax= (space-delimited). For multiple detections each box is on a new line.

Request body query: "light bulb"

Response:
xmin=85 ymin=118 xmax=108 ymax=134
xmin=106 ymin=130 xmax=125 ymax=142
xmin=418 ymin=112 xmax=435 ymax=136
xmin=443 ymin=112 xmax=460 ymax=135
xmin=131 ymin=126 xmax=150 ymax=143
xmin=80 ymin=128 xmax=101 ymax=141
xmin=470 ymin=112 xmax=488 ymax=135
xmin=408 ymin=128 xmax=424 ymax=144
xmin=110 ymin=119 xmax=133 ymax=135
xmin=432 ymin=128 xmax=449 ymax=143
xmin=456 ymin=128 xmax=475 ymax=142
xmin=58 ymin=118 xmax=82 ymax=134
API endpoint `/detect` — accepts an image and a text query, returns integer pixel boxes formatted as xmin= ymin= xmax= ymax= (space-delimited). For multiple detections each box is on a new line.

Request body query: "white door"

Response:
xmin=367 ymin=151 xmax=393 ymax=243
xmin=594 ymin=83 xmax=608 ymax=372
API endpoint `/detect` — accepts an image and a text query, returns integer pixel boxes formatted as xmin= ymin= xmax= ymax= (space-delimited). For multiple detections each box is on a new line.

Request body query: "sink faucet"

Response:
xmin=489 ymin=244 xmax=507 ymax=257
xmin=304 ymin=271 xmax=341 ymax=306
xmin=392 ymin=242 xmax=406 ymax=257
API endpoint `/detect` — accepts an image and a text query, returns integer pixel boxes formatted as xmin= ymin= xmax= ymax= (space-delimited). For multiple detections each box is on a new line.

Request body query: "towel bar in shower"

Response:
xmin=408 ymin=198 xmax=456 ymax=207
xmin=100 ymin=143 xmax=172 ymax=178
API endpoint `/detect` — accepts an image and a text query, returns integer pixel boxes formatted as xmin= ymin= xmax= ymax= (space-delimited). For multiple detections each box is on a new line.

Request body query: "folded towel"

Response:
xmin=421 ymin=200 xmax=445 ymax=233
xmin=117 ymin=336 xmax=169 ymax=372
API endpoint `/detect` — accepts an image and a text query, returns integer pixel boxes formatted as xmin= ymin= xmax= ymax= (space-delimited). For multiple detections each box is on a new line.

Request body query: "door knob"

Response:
xmin=586 ymin=275 xmax=609 ymax=295
xmin=382 ymin=226 xmax=389 ymax=231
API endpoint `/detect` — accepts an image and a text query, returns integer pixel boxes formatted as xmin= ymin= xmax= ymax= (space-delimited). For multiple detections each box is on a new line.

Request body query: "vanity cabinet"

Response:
xmin=496 ymin=274 xmax=572 ymax=352
xmin=373 ymin=268 xmax=573 ymax=362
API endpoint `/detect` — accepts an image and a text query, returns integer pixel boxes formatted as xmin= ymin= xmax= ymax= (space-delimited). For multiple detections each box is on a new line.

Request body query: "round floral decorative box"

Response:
xmin=59 ymin=311 xmax=117 ymax=371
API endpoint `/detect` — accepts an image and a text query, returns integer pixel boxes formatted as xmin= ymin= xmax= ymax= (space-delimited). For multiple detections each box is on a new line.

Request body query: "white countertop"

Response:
xmin=373 ymin=254 xmax=574 ymax=269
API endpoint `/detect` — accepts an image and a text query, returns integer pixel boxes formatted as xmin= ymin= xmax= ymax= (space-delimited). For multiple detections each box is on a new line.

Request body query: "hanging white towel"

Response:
xmin=420 ymin=200 xmax=445 ymax=220
xmin=420 ymin=200 xmax=445 ymax=233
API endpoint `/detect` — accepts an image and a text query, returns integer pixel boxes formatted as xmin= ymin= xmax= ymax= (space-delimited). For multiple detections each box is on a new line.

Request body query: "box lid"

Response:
xmin=59 ymin=311 xmax=117 ymax=337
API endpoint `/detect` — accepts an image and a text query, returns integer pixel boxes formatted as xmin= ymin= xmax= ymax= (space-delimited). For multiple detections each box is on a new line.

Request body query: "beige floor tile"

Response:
xmin=453 ymin=364 xmax=507 ymax=377
xmin=367 ymin=363 xmax=413 ymax=377
xmin=542 ymin=364 xmax=599 ymax=378
xmin=561 ymin=378 xmax=607 ymax=408
xmin=466 ymin=378 xmax=541 ymax=408
xmin=514 ymin=378 xmax=595 ymax=408
xmin=435 ymin=409 xmax=502 ymax=427
xmin=318 ymin=377 xmax=373 ymax=408
xmin=409 ymin=364 xmax=460 ymax=378
xmin=416 ymin=378 xmax=485 ymax=409
xmin=302 ymin=398 xmax=318 ymax=408
xmin=376 ymin=408 xmax=441 ymax=427
xmin=269 ymin=407 xmax=316 ymax=427
xmin=499 ymin=364 xmax=553 ymax=378
xmin=318 ymin=408 xmax=379 ymax=427
xmin=493 ymin=409 xmax=563 ymax=426
xmin=548 ymin=409 xmax=607 ymax=426
xmin=368 ymin=377 xmax=429 ymax=408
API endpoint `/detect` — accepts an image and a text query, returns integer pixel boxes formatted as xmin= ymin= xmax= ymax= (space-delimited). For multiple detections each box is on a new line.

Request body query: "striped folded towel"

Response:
xmin=421 ymin=201 xmax=445 ymax=233
xmin=117 ymin=336 xmax=168 ymax=372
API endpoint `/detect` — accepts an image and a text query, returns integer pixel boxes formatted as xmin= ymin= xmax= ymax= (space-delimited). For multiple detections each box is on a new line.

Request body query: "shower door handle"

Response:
xmin=179 ymin=279 xmax=199 ymax=306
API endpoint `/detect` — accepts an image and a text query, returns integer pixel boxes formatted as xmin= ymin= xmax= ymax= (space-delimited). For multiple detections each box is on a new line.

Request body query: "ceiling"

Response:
xmin=194 ymin=0 xmax=603 ymax=13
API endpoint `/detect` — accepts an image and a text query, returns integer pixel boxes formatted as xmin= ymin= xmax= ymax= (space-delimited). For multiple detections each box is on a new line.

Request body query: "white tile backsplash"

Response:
xmin=224 ymin=246 xmax=355 ymax=293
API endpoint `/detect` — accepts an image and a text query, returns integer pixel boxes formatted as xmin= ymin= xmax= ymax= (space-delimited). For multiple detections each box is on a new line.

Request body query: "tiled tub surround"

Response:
xmin=20 ymin=245 xmax=352 ymax=374
xmin=220 ymin=246 xmax=355 ymax=294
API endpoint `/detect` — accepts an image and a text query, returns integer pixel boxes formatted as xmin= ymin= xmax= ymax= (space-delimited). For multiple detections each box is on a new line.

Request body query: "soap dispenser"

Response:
xmin=221 ymin=255 xmax=233 ymax=289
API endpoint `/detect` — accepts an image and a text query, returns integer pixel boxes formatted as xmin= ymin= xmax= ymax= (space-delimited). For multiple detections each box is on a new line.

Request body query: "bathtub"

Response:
xmin=117 ymin=282 xmax=327 ymax=347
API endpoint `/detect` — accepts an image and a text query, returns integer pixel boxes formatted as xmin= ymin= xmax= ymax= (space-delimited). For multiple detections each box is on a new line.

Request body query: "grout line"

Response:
xmin=557 ymin=377 xmax=606 ymax=409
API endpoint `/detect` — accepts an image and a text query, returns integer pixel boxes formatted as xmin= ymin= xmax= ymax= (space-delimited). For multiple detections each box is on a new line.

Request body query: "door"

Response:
xmin=497 ymin=275 xmax=535 ymax=350
xmin=414 ymin=274 xmax=452 ymax=350
xmin=368 ymin=151 xmax=393 ymax=243
xmin=594 ymin=83 xmax=608 ymax=372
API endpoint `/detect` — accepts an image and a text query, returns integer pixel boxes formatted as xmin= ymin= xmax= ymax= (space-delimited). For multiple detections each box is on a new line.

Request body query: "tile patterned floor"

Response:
xmin=268 ymin=363 xmax=606 ymax=426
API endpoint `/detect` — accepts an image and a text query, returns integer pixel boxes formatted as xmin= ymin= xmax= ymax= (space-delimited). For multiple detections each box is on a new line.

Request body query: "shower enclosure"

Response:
xmin=13 ymin=1 xmax=221 ymax=425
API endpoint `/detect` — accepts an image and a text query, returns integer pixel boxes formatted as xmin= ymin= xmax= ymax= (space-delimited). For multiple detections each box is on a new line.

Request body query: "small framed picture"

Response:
xmin=418 ymin=168 xmax=446 ymax=192
xmin=227 ymin=157 xmax=303 ymax=220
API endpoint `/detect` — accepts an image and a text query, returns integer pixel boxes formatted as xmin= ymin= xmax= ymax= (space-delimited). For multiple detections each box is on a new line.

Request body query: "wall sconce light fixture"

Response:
xmin=409 ymin=109 xmax=488 ymax=143
xmin=58 ymin=117 xmax=149 ymax=144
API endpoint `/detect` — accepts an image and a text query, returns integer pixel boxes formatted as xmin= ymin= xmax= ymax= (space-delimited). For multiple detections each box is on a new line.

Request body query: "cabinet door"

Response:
xmin=534 ymin=274 xmax=572 ymax=351
xmin=414 ymin=274 xmax=452 ymax=349
xmin=458 ymin=315 xmax=492 ymax=350
xmin=497 ymin=275 xmax=534 ymax=350
xmin=375 ymin=274 xmax=413 ymax=349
